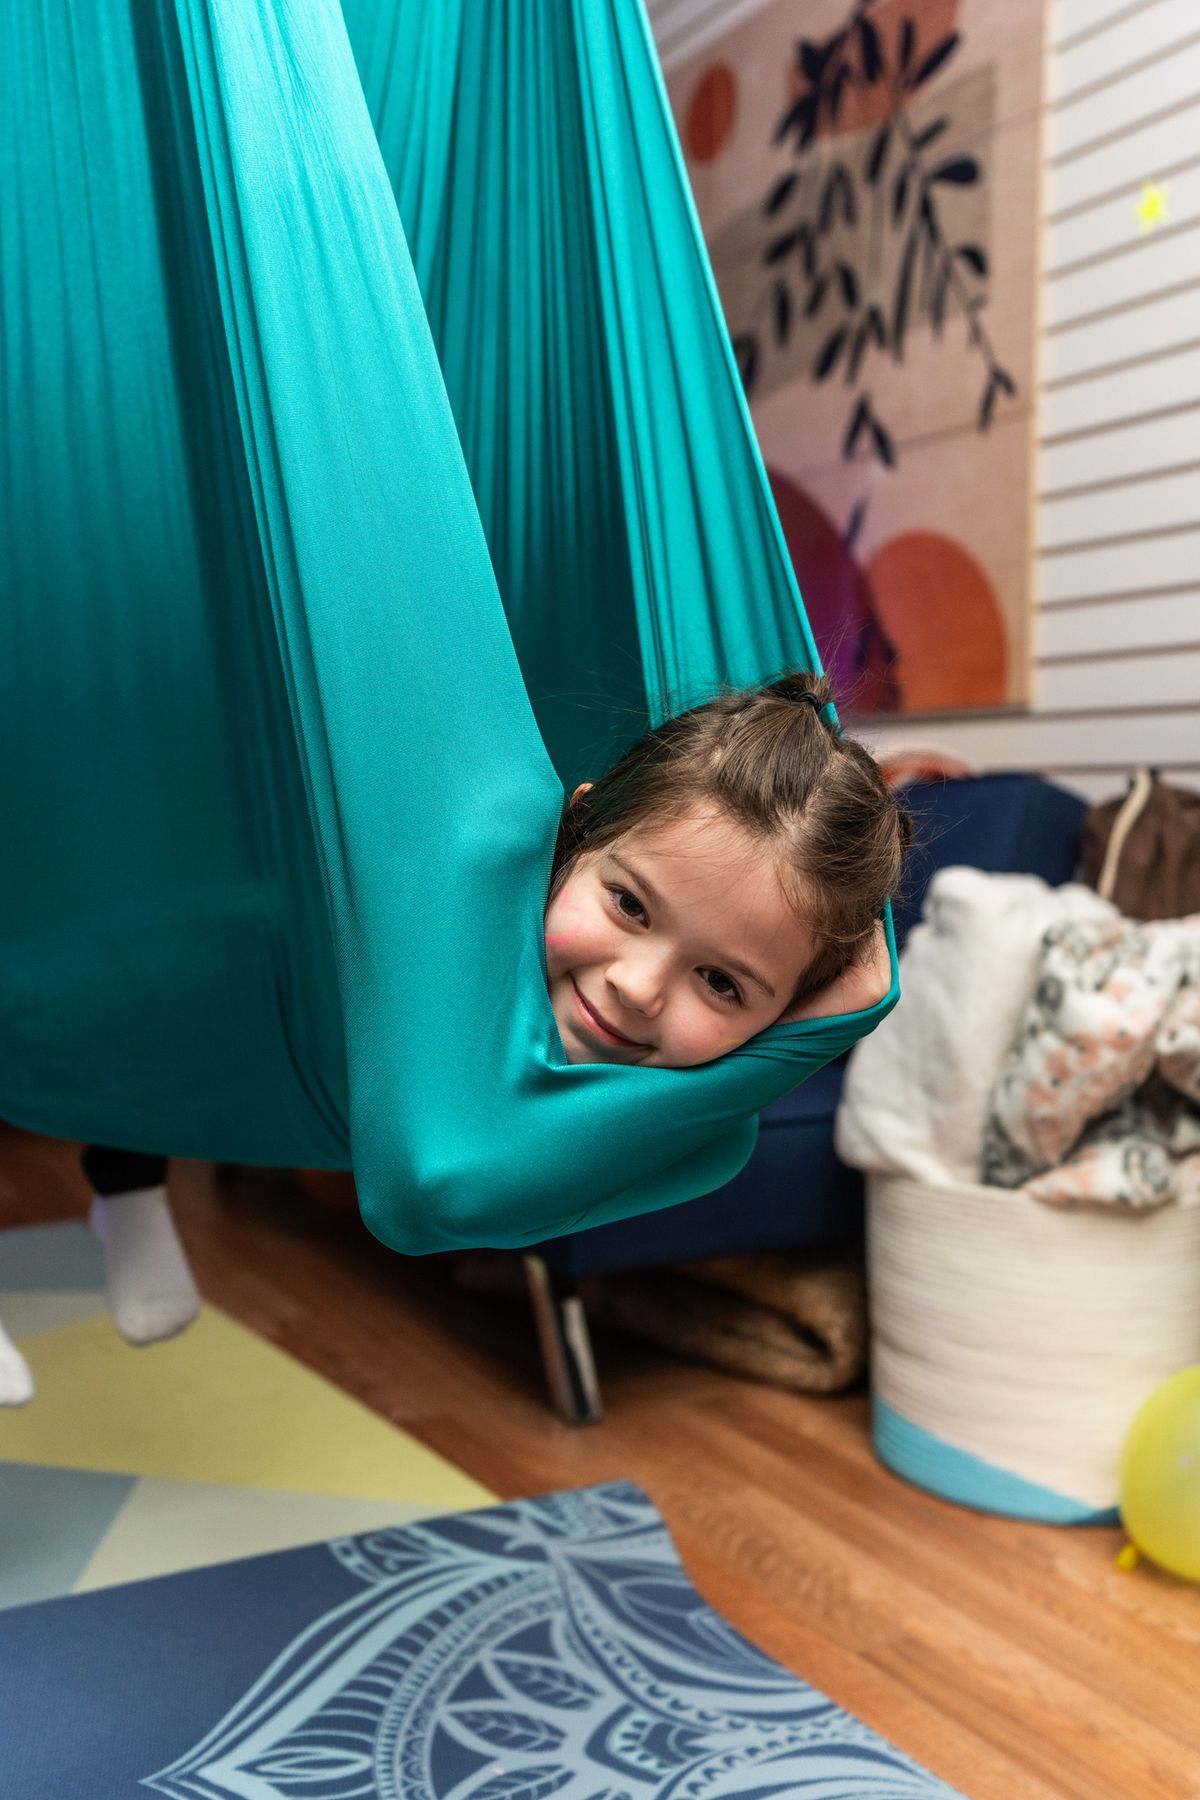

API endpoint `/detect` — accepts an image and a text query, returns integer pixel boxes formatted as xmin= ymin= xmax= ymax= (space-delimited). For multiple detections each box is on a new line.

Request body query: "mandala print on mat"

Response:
xmin=146 ymin=1481 xmax=961 ymax=1799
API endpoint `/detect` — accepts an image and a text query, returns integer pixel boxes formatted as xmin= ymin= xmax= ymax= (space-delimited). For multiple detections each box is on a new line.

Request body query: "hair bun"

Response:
xmin=768 ymin=670 xmax=834 ymax=716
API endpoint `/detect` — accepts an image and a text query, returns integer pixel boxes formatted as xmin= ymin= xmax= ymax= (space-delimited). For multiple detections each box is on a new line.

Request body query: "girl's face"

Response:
xmin=544 ymin=800 xmax=818 ymax=1068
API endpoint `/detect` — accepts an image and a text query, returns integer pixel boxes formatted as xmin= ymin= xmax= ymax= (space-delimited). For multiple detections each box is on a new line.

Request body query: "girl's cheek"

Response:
xmin=676 ymin=1008 xmax=747 ymax=1066
xmin=545 ymin=885 xmax=590 ymax=954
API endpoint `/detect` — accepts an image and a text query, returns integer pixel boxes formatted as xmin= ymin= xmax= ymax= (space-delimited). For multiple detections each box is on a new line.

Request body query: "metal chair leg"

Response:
xmin=523 ymin=1254 xmax=603 ymax=1425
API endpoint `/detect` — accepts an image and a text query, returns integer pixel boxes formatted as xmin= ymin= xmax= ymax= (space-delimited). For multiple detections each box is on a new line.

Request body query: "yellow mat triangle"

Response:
xmin=75 ymin=1477 xmax=449 ymax=1593
xmin=1 ymin=1307 xmax=491 ymax=1505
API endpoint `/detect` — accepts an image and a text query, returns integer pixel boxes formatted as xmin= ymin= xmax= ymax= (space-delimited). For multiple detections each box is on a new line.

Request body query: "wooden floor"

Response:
xmin=2 ymin=1125 xmax=1199 ymax=1800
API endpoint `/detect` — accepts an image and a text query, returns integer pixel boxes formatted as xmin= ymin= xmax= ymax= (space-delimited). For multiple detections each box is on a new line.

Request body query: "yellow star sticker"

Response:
xmin=1136 ymin=180 xmax=1168 ymax=233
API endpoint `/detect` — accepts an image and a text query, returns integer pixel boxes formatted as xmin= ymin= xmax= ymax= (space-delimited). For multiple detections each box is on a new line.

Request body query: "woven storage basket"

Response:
xmin=867 ymin=1172 xmax=1200 ymax=1523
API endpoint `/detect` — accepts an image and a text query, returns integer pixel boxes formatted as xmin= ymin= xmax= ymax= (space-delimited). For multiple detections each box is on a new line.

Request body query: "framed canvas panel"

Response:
xmin=670 ymin=0 xmax=1046 ymax=715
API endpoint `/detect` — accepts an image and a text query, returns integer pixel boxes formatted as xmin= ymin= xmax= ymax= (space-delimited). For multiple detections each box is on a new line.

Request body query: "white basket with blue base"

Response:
xmin=867 ymin=1172 xmax=1200 ymax=1523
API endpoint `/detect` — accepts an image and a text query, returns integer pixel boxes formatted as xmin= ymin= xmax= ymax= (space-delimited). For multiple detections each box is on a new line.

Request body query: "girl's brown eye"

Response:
xmin=611 ymin=887 xmax=646 ymax=922
xmin=704 ymin=970 xmax=742 ymax=1004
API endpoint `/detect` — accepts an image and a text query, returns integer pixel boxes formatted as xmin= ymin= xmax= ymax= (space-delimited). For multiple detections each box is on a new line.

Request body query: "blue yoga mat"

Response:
xmin=1 ymin=1480 xmax=962 ymax=1798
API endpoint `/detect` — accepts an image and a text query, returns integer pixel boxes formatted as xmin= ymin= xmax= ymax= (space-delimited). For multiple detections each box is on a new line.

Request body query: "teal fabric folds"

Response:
xmin=0 ymin=0 xmax=898 ymax=1254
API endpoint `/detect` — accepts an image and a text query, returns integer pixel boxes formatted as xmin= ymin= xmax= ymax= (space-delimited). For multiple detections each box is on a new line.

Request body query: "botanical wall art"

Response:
xmin=670 ymin=0 xmax=1044 ymax=713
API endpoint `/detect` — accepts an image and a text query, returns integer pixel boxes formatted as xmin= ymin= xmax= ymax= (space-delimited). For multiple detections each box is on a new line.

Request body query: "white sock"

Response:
xmin=89 ymin=1185 xmax=201 ymax=1346
xmin=0 ymin=1313 xmax=34 ymax=1406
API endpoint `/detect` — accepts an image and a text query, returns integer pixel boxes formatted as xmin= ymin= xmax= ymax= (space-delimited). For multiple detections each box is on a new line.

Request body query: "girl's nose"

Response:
xmin=607 ymin=952 xmax=667 ymax=1018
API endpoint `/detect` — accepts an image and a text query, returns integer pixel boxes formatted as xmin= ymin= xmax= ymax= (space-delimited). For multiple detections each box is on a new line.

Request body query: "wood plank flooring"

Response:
xmin=2 ymin=1124 xmax=1198 ymax=1799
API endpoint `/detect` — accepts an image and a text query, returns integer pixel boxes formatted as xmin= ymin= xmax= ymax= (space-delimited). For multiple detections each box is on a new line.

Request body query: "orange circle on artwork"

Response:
xmin=865 ymin=531 xmax=1007 ymax=711
xmin=685 ymin=63 xmax=737 ymax=162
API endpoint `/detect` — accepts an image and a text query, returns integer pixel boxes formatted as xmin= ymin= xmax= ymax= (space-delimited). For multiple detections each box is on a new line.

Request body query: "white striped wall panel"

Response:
xmin=1047 ymin=98 xmax=1200 ymax=212
xmin=1038 ymin=591 xmax=1200 ymax=656
xmin=1052 ymin=0 xmax=1177 ymax=44
xmin=1037 ymin=526 xmax=1200 ymax=602
xmin=857 ymin=708 xmax=1199 ymax=772
xmin=1042 ymin=220 xmax=1200 ymax=327
xmin=1046 ymin=35 xmax=1200 ymax=159
xmin=1041 ymin=343 xmax=1200 ymax=435
xmin=1044 ymin=287 xmax=1200 ymax=382
xmin=1046 ymin=0 xmax=1200 ymax=101
xmin=649 ymin=0 xmax=1200 ymax=804
xmin=1040 ymin=468 xmax=1200 ymax=548
xmin=1040 ymin=408 xmax=1200 ymax=492
xmin=1045 ymin=161 xmax=1200 ymax=270
xmin=1037 ymin=648 xmax=1200 ymax=712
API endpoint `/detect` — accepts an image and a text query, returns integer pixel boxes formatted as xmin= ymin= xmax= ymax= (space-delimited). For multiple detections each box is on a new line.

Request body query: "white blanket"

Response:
xmin=836 ymin=867 xmax=1115 ymax=1186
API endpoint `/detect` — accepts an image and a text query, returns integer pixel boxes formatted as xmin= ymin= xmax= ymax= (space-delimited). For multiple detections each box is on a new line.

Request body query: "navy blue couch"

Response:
xmin=525 ymin=773 xmax=1090 ymax=1420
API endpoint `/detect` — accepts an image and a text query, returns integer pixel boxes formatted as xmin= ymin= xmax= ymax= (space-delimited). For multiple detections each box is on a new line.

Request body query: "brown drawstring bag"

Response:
xmin=1080 ymin=770 xmax=1200 ymax=921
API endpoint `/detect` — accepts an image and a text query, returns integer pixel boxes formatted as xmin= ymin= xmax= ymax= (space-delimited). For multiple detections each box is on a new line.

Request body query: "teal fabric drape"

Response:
xmin=0 ymin=0 xmax=898 ymax=1255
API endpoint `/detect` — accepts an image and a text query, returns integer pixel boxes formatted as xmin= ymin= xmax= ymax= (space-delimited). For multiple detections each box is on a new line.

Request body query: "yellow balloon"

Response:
xmin=1119 ymin=1366 xmax=1200 ymax=1583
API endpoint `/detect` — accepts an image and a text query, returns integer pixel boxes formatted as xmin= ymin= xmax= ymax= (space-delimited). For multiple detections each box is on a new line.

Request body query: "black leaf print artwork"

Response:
xmin=773 ymin=277 xmax=791 ymax=343
xmin=799 ymin=37 xmax=831 ymax=83
xmin=865 ymin=121 xmax=891 ymax=185
xmin=841 ymin=493 xmax=867 ymax=547
xmin=857 ymin=13 xmax=883 ymax=81
xmin=804 ymin=272 xmax=830 ymax=317
xmin=813 ymin=326 xmax=847 ymax=380
xmin=891 ymin=164 xmax=910 ymax=225
xmin=843 ymin=495 xmax=868 ymax=548
xmin=931 ymin=155 xmax=980 ymax=185
xmin=979 ymin=363 xmax=1016 ymax=428
xmin=733 ymin=333 xmax=759 ymax=391
xmin=818 ymin=163 xmax=857 ymax=231
xmin=848 ymin=304 xmax=888 ymax=381
xmin=843 ymin=395 xmax=871 ymax=458
xmin=726 ymin=1 xmax=1017 ymax=484
xmin=892 ymin=228 xmax=918 ymax=354
xmin=912 ymin=32 xmax=961 ymax=88
xmin=913 ymin=116 xmax=949 ymax=150
xmin=764 ymin=169 xmax=799 ymax=215
xmin=774 ymin=279 xmax=792 ymax=345
xmin=979 ymin=370 xmax=998 ymax=430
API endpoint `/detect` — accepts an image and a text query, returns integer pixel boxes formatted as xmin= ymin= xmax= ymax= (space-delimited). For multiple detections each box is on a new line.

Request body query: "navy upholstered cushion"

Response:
xmin=892 ymin=772 xmax=1087 ymax=948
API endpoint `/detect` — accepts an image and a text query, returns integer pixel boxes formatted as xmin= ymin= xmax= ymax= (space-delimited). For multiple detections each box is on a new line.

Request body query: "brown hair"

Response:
xmin=549 ymin=671 xmax=911 ymax=1002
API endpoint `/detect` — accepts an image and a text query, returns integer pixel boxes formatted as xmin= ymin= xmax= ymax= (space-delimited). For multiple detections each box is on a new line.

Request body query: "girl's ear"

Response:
xmin=569 ymin=782 xmax=594 ymax=806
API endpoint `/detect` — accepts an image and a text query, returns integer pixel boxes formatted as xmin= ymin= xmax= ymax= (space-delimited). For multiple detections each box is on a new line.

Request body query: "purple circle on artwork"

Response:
xmin=767 ymin=467 xmax=900 ymax=713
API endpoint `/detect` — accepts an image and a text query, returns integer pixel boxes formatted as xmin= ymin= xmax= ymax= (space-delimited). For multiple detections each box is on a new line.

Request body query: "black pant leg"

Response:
xmin=81 ymin=1145 xmax=168 ymax=1196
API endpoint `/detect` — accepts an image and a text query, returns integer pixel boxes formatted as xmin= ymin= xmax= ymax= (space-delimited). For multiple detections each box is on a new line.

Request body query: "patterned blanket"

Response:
xmin=984 ymin=916 xmax=1200 ymax=1209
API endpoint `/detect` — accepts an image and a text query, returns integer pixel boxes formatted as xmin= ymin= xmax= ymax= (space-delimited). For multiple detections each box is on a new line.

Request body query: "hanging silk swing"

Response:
xmin=0 ymin=0 xmax=898 ymax=1254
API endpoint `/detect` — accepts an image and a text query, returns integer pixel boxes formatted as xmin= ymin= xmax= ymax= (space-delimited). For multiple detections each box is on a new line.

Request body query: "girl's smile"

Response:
xmin=570 ymin=978 xmax=648 ymax=1051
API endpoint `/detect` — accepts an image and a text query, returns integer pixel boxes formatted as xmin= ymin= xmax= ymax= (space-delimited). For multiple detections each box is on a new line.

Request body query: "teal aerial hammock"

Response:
xmin=0 ymin=0 xmax=898 ymax=1254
